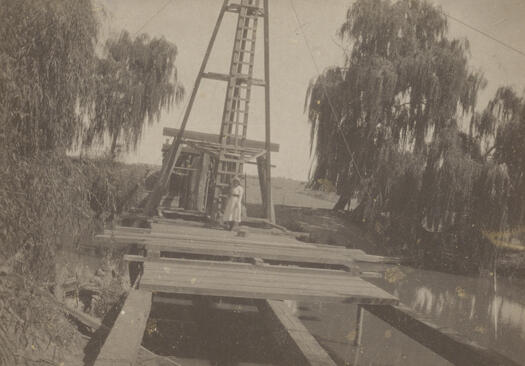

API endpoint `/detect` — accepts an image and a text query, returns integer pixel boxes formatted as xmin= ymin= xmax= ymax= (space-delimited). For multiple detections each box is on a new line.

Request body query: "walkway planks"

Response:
xmin=102 ymin=233 xmax=354 ymax=266
xmin=136 ymin=258 xmax=398 ymax=305
xmin=94 ymin=290 xmax=152 ymax=366
xmin=260 ymin=299 xmax=337 ymax=366
xmin=98 ymin=224 xmax=397 ymax=267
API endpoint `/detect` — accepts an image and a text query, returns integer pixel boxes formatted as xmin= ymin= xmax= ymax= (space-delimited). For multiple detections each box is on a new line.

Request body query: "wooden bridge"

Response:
xmin=90 ymin=216 xmax=397 ymax=365
xmin=86 ymin=215 xmax=522 ymax=366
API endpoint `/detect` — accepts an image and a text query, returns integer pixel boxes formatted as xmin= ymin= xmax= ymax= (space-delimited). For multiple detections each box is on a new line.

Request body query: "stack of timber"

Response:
xmin=96 ymin=221 xmax=399 ymax=271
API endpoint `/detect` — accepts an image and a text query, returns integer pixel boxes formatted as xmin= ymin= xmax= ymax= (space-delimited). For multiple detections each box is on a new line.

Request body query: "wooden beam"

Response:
xmin=163 ymin=128 xmax=280 ymax=152
xmin=102 ymin=228 xmax=397 ymax=265
xmin=263 ymin=0 xmax=273 ymax=223
xmin=202 ymin=71 xmax=266 ymax=86
xmin=259 ymin=299 xmax=337 ymax=366
xmin=363 ymin=304 xmax=521 ymax=366
xmin=195 ymin=153 xmax=210 ymax=212
xmin=354 ymin=305 xmax=365 ymax=346
xmin=226 ymin=3 xmax=264 ymax=16
xmin=124 ymin=254 xmax=357 ymax=277
xmin=94 ymin=290 xmax=152 ymax=366
xmin=100 ymin=235 xmax=356 ymax=267
xmin=245 ymin=160 xmax=275 ymax=167
xmin=144 ymin=0 xmax=229 ymax=216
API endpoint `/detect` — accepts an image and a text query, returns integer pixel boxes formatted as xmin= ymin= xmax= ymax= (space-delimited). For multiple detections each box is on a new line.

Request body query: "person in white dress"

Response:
xmin=223 ymin=176 xmax=244 ymax=230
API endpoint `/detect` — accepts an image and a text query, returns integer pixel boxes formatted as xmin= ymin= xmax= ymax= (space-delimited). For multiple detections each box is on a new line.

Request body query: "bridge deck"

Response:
xmin=97 ymin=221 xmax=396 ymax=267
xmin=133 ymin=256 xmax=398 ymax=305
xmin=93 ymin=219 xmax=398 ymax=366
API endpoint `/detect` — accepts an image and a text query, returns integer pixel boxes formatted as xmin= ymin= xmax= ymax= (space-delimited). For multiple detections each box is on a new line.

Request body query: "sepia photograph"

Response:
xmin=1 ymin=0 xmax=525 ymax=365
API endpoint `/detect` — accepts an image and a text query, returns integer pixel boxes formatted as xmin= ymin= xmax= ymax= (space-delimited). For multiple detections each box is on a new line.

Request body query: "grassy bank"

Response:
xmin=242 ymin=176 xmax=525 ymax=278
xmin=0 ymin=155 xmax=149 ymax=365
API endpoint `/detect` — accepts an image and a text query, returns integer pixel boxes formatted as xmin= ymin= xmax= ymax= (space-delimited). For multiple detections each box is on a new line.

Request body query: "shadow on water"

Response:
xmin=139 ymin=270 xmax=525 ymax=366
xmin=142 ymin=297 xmax=298 ymax=366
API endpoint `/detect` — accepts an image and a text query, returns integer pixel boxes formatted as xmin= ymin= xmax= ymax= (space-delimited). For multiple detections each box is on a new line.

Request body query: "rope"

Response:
xmin=288 ymin=0 xmax=367 ymax=185
xmin=443 ymin=11 xmax=525 ymax=58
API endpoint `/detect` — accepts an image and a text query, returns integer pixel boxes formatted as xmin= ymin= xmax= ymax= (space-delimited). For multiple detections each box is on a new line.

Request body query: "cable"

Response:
xmin=288 ymin=0 xmax=367 ymax=184
xmin=443 ymin=11 xmax=525 ymax=58
xmin=134 ymin=0 xmax=174 ymax=36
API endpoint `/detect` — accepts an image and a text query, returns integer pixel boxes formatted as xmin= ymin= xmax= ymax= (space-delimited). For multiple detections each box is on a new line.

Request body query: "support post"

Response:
xmin=263 ymin=0 xmax=274 ymax=223
xmin=144 ymin=0 xmax=228 ymax=216
xmin=196 ymin=153 xmax=210 ymax=212
xmin=256 ymin=156 xmax=267 ymax=212
xmin=354 ymin=304 xmax=364 ymax=346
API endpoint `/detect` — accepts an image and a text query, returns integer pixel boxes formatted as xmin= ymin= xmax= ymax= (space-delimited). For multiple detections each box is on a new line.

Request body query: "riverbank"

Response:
xmin=266 ymin=203 xmax=525 ymax=365
xmin=243 ymin=174 xmax=525 ymax=278
xmin=270 ymin=204 xmax=525 ymax=279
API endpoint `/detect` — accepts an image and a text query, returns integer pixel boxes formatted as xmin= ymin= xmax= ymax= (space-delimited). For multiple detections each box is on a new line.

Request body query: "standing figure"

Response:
xmin=223 ymin=176 xmax=244 ymax=231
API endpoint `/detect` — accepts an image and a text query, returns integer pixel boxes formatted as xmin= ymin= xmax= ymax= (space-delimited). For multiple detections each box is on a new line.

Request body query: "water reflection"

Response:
xmin=291 ymin=267 xmax=525 ymax=365
xmin=399 ymin=269 xmax=525 ymax=354
xmin=144 ymin=267 xmax=525 ymax=365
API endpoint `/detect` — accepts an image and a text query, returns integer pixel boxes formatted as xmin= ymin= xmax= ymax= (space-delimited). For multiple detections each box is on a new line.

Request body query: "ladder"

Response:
xmin=213 ymin=0 xmax=261 ymax=204
xmin=146 ymin=0 xmax=274 ymax=222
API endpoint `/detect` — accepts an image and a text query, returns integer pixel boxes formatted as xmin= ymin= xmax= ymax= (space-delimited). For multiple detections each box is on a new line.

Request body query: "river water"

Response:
xmin=144 ymin=265 xmax=525 ymax=365
xmin=295 ymin=265 xmax=525 ymax=365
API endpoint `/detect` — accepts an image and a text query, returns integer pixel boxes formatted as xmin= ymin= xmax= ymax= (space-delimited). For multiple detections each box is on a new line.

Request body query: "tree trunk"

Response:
xmin=110 ymin=131 xmax=119 ymax=158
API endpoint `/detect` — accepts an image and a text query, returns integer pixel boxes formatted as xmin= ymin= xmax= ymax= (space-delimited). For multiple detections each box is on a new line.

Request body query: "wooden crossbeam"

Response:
xmin=363 ymin=304 xmax=521 ymax=366
xmin=259 ymin=299 xmax=337 ymax=366
xmin=163 ymin=128 xmax=279 ymax=152
xmin=202 ymin=71 xmax=266 ymax=86
xmin=94 ymin=290 xmax=152 ymax=366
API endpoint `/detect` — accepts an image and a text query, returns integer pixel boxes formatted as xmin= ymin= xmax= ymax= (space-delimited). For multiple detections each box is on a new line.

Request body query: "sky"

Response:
xmin=98 ymin=0 xmax=525 ymax=181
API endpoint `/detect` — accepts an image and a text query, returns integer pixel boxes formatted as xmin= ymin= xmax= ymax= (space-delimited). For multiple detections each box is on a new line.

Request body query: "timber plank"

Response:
xmin=94 ymin=290 xmax=152 ymax=366
xmin=163 ymin=127 xmax=280 ymax=152
xmin=133 ymin=257 xmax=364 ymax=286
xmin=260 ymin=299 xmax=336 ymax=366
xmin=107 ymin=227 xmax=309 ymax=247
xmin=124 ymin=254 xmax=355 ymax=277
xmin=106 ymin=225 xmax=398 ymax=263
xmin=143 ymin=269 xmax=371 ymax=290
xmin=139 ymin=261 xmax=398 ymax=305
xmin=97 ymin=234 xmax=355 ymax=266
xmin=363 ymin=304 xmax=521 ymax=366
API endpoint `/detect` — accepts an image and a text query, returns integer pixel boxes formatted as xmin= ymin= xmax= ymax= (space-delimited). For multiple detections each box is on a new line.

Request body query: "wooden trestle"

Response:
xmin=89 ymin=217 xmax=522 ymax=366
xmin=90 ymin=216 xmax=399 ymax=365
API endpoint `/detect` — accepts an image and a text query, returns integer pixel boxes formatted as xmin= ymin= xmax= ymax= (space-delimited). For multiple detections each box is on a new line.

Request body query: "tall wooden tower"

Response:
xmin=146 ymin=0 xmax=274 ymax=222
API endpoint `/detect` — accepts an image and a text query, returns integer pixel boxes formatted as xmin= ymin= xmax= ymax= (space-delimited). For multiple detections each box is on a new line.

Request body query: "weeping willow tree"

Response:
xmin=490 ymin=88 xmax=525 ymax=226
xmin=305 ymin=0 xmax=520 ymax=272
xmin=84 ymin=31 xmax=185 ymax=156
xmin=0 ymin=0 xmax=98 ymax=157
xmin=0 ymin=1 xmax=102 ymax=363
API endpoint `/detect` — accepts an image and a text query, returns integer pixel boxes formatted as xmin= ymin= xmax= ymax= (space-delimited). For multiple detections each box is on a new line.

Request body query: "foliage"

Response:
xmin=305 ymin=0 xmax=523 ymax=273
xmin=0 ymin=275 xmax=83 ymax=366
xmin=0 ymin=154 xmax=147 ymax=280
xmin=85 ymin=31 xmax=185 ymax=155
xmin=0 ymin=0 xmax=98 ymax=157
xmin=0 ymin=154 xmax=147 ymax=364
xmin=0 ymin=1 xmax=179 ymax=363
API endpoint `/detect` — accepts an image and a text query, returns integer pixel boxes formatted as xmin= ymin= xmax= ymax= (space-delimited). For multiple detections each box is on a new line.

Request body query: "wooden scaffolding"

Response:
xmin=146 ymin=0 xmax=275 ymax=222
